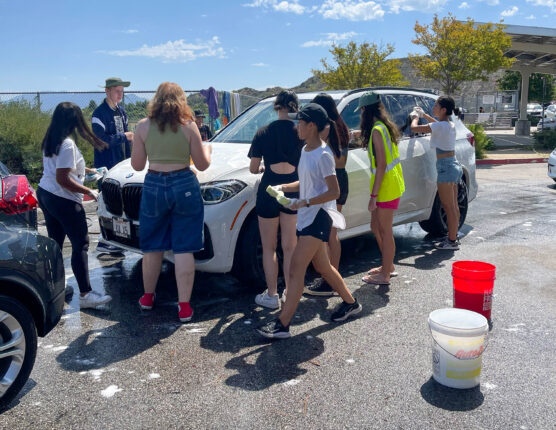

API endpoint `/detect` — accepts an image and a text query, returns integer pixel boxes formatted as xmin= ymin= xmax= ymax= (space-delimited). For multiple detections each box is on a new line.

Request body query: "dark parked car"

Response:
xmin=0 ymin=162 xmax=65 ymax=408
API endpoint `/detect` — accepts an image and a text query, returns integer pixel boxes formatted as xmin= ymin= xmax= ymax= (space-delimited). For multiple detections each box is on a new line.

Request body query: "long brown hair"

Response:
xmin=360 ymin=101 xmax=400 ymax=149
xmin=42 ymin=102 xmax=106 ymax=157
xmin=311 ymin=93 xmax=349 ymax=151
xmin=148 ymin=82 xmax=194 ymax=133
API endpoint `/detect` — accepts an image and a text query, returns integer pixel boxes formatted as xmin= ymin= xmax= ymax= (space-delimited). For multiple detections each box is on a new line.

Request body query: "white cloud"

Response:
xmin=525 ymin=14 xmax=536 ymax=19
xmin=388 ymin=0 xmax=447 ymax=13
xmin=459 ymin=1 xmax=470 ymax=8
xmin=301 ymin=31 xmax=358 ymax=47
xmin=501 ymin=5 xmax=518 ymax=16
xmin=243 ymin=0 xmax=306 ymax=14
xmin=102 ymin=36 xmax=226 ymax=63
xmin=122 ymin=29 xmax=138 ymax=34
xmin=526 ymin=0 xmax=556 ymax=12
xmin=252 ymin=62 xmax=269 ymax=67
xmin=319 ymin=0 xmax=384 ymax=20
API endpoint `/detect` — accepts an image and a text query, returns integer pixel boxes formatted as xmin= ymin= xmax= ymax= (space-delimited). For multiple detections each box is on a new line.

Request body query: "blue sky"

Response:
xmin=0 ymin=0 xmax=554 ymax=92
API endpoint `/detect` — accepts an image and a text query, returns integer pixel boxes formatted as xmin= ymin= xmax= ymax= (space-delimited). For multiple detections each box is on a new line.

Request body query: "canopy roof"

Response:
xmin=503 ymin=24 xmax=556 ymax=74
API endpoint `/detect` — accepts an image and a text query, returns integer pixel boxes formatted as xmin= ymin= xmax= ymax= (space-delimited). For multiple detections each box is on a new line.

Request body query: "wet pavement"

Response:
xmin=1 ymin=164 xmax=555 ymax=429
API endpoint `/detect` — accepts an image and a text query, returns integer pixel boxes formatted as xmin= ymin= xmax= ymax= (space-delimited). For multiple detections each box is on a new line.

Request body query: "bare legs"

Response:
xmin=142 ymin=251 xmax=195 ymax=302
xmin=368 ymin=208 xmax=395 ymax=283
xmin=437 ymin=182 xmax=459 ymax=241
xmin=258 ymin=214 xmax=297 ymax=297
xmin=279 ymin=236 xmax=355 ymax=327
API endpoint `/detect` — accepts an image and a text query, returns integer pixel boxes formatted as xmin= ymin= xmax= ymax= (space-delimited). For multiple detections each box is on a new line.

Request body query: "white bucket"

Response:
xmin=428 ymin=308 xmax=489 ymax=389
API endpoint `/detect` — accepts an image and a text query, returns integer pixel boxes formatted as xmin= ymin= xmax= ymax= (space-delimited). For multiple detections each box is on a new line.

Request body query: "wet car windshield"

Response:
xmin=212 ymin=98 xmax=313 ymax=144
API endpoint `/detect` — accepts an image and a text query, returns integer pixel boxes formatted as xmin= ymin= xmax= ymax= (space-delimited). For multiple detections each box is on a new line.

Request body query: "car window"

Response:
xmin=0 ymin=161 xmax=11 ymax=178
xmin=212 ymin=98 xmax=312 ymax=144
xmin=340 ymin=99 xmax=361 ymax=130
xmin=382 ymin=94 xmax=421 ymax=137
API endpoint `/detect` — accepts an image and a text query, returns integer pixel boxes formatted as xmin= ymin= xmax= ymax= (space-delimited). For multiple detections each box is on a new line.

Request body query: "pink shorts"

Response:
xmin=376 ymin=197 xmax=400 ymax=210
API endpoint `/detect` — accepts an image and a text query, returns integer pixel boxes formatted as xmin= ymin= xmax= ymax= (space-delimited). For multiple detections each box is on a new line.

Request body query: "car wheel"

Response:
xmin=0 ymin=296 xmax=37 ymax=409
xmin=232 ymin=216 xmax=266 ymax=290
xmin=419 ymin=178 xmax=469 ymax=236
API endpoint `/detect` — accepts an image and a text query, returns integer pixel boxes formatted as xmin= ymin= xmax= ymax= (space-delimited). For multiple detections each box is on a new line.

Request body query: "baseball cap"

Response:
xmin=194 ymin=110 xmax=206 ymax=118
xmin=288 ymin=103 xmax=328 ymax=128
xmin=355 ymin=91 xmax=380 ymax=111
xmin=103 ymin=77 xmax=130 ymax=88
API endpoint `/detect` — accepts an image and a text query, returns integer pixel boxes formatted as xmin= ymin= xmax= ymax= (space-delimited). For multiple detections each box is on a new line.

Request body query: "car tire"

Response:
xmin=232 ymin=216 xmax=266 ymax=290
xmin=419 ymin=178 xmax=469 ymax=236
xmin=0 ymin=296 xmax=37 ymax=409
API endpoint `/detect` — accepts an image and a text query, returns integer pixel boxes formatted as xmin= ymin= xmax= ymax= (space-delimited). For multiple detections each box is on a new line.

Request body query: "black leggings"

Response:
xmin=37 ymin=187 xmax=92 ymax=294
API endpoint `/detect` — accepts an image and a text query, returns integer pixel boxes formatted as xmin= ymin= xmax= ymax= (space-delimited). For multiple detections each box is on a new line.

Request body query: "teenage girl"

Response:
xmin=248 ymin=90 xmax=302 ymax=309
xmin=357 ymin=92 xmax=405 ymax=286
xmin=410 ymin=96 xmax=462 ymax=250
xmin=256 ymin=103 xmax=362 ymax=339
xmin=304 ymin=93 xmax=350 ymax=296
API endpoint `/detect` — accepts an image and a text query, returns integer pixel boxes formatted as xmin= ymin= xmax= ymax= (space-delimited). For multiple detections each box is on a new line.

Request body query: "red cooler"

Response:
xmin=452 ymin=261 xmax=496 ymax=320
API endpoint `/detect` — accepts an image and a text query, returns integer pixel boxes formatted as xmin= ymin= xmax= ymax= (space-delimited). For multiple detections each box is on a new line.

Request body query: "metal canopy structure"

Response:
xmin=500 ymin=24 xmax=556 ymax=135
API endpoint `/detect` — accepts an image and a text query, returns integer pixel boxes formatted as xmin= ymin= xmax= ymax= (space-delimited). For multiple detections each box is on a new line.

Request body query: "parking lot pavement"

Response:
xmin=3 ymin=164 xmax=555 ymax=429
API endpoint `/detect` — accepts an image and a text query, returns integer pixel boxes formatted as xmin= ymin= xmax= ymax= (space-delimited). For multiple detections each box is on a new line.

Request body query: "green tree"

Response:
xmin=409 ymin=14 xmax=514 ymax=95
xmin=497 ymin=71 xmax=555 ymax=102
xmin=312 ymin=41 xmax=408 ymax=90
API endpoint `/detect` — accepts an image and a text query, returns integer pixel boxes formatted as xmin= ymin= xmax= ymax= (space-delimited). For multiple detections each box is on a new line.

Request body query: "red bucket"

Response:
xmin=452 ymin=261 xmax=496 ymax=320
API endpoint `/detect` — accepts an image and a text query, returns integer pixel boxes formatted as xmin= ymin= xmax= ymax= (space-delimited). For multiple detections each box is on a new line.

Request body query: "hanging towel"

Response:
xmin=222 ymin=91 xmax=231 ymax=122
xmin=233 ymin=93 xmax=241 ymax=117
xmin=200 ymin=87 xmax=219 ymax=119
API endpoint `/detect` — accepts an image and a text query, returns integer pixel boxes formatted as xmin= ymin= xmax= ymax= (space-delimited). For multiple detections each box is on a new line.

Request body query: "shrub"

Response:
xmin=533 ymin=129 xmax=556 ymax=151
xmin=466 ymin=124 xmax=494 ymax=159
xmin=0 ymin=101 xmax=95 ymax=186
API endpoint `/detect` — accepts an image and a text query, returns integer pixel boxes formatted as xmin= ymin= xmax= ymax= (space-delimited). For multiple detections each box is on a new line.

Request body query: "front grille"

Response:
xmin=122 ymin=184 xmax=143 ymax=220
xmin=101 ymin=179 xmax=123 ymax=216
xmin=194 ymin=224 xmax=214 ymax=260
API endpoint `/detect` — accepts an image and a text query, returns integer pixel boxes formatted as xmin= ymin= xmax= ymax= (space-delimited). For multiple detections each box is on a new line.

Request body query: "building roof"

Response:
xmin=503 ymin=24 xmax=556 ymax=73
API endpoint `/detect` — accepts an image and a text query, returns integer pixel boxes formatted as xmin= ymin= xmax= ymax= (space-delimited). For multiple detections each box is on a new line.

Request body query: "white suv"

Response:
xmin=97 ymin=87 xmax=477 ymax=285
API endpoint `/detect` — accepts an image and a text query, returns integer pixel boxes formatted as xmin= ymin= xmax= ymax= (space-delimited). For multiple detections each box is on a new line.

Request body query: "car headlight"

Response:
xmin=200 ymin=180 xmax=247 ymax=204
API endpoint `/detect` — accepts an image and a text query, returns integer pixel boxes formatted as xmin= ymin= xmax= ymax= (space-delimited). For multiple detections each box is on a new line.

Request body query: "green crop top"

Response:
xmin=145 ymin=122 xmax=191 ymax=164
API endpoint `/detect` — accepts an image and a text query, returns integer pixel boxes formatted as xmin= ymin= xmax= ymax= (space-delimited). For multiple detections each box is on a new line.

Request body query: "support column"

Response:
xmin=515 ymin=68 xmax=533 ymax=136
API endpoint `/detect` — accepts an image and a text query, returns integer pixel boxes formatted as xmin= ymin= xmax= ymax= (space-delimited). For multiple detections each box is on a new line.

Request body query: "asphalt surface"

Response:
xmin=1 ymin=164 xmax=555 ymax=429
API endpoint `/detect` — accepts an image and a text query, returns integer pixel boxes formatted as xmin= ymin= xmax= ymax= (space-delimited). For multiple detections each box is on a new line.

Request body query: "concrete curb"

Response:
xmin=477 ymin=157 xmax=548 ymax=165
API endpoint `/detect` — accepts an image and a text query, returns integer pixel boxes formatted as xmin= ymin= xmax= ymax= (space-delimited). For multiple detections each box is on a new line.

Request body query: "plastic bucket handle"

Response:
xmin=429 ymin=326 xmax=488 ymax=360
xmin=452 ymin=261 xmax=496 ymax=281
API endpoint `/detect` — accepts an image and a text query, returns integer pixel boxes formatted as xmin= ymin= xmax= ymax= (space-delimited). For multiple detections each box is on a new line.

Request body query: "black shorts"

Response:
xmin=296 ymin=209 xmax=332 ymax=242
xmin=256 ymin=170 xmax=299 ymax=219
xmin=336 ymin=168 xmax=349 ymax=206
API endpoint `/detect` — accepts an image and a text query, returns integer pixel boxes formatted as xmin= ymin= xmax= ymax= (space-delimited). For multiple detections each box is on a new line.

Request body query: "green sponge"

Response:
xmin=266 ymin=185 xmax=291 ymax=206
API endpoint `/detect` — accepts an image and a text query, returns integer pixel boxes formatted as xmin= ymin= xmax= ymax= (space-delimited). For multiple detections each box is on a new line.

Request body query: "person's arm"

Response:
xmin=249 ymin=157 xmax=264 ymax=174
xmin=368 ymin=129 xmax=387 ymax=212
xmin=55 ymin=168 xmax=97 ymax=200
xmin=92 ymin=112 xmax=133 ymax=147
xmin=410 ymin=117 xmax=432 ymax=134
xmin=186 ymin=121 xmax=211 ymax=171
xmin=131 ymin=119 xmax=149 ymax=171
xmin=281 ymin=181 xmax=300 ymax=193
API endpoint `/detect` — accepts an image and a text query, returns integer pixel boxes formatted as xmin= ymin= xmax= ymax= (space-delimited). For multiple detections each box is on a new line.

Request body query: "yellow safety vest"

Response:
xmin=367 ymin=121 xmax=405 ymax=202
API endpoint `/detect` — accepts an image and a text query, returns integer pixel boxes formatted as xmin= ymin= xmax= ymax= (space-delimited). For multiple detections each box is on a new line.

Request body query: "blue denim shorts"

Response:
xmin=436 ymin=157 xmax=463 ymax=183
xmin=139 ymin=170 xmax=204 ymax=254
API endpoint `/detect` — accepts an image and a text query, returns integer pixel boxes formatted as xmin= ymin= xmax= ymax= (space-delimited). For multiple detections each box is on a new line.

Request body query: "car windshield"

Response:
xmin=0 ymin=161 xmax=11 ymax=178
xmin=212 ymin=98 xmax=313 ymax=144
xmin=528 ymin=104 xmax=542 ymax=110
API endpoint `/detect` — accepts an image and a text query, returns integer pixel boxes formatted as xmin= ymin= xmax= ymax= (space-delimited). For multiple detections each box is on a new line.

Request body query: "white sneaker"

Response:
xmin=80 ymin=291 xmax=112 ymax=309
xmin=280 ymin=290 xmax=287 ymax=304
xmin=255 ymin=291 xmax=280 ymax=309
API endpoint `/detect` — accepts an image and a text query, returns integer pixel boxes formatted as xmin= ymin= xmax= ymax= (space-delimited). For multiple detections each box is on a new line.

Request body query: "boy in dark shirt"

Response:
xmin=194 ymin=110 xmax=213 ymax=141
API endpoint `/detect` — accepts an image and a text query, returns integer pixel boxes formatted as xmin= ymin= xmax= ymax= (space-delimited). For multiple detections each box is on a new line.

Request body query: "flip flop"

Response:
xmin=361 ymin=274 xmax=391 ymax=285
xmin=367 ymin=268 xmax=398 ymax=277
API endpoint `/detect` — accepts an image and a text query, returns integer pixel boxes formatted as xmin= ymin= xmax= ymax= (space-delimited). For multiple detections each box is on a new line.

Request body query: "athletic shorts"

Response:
xmin=296 ymin=209 xmax=332 ymax=242
xmin=376 ymin=197 xmax=400 ymax=210
xmin=336 ymin=168 xmax=349 ymax=206
xmin=256 ymin=170 xmax=299 ymax=219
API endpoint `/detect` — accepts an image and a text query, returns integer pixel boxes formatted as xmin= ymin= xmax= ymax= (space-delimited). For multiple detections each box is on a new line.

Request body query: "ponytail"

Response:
xmin=324 ymin=119 xmax=341 ymax=158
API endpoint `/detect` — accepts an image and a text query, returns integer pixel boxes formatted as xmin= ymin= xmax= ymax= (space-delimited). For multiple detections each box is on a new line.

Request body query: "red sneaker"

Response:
xmin=139 ymin=293 xmax=155 ymax=310
xmin=178 ymin=302 xmax=193 ymax=322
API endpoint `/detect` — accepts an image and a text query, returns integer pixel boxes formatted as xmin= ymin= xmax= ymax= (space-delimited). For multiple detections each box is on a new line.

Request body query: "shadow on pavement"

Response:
xmin=420 ymin=377 xmax=484 ymax=411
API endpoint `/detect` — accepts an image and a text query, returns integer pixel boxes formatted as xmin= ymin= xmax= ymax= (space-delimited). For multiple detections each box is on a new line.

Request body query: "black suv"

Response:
xmin=0 ymin=162 xmax=65 ymax=408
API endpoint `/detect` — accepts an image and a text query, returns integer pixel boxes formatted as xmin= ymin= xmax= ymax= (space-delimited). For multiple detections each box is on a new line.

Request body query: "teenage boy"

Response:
xmin=194 ymin=110 xmax=213 ymax=141
xmin=92 ymin=77 xmax=134 ymax=254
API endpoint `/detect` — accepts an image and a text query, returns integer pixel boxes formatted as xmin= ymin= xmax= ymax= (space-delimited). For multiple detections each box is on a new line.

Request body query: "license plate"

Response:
xmin=113 ymin=218 xmax=131 ymax=238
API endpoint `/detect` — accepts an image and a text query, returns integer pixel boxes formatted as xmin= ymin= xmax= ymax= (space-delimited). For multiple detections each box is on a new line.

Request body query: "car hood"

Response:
xmin=106 ymin=142 xmax=251 ymax=184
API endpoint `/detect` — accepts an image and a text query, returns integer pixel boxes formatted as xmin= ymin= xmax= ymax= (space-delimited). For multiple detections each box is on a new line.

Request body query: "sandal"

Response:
xmin=367 ymin=267 xmax=398 ymax=277
xmin=361 ymin=273 xmax=391 ymax=285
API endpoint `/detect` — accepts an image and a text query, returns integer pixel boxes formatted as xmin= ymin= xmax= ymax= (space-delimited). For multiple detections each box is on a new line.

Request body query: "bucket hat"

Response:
xmin=288 ymin=103 xmax=328 ymax=128
xmin=356 ymin=91 xmax=380 ymax=111
xmin=102 ymin=77 xmax=131 ymax=88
